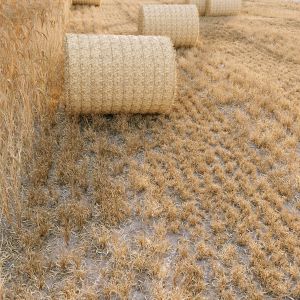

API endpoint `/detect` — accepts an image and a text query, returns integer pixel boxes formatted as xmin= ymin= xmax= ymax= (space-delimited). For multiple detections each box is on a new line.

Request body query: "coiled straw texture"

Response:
xmin=139 ymin=5 xmax=199 ymax=48
xmin=187 ymin=0 xmax=206 ymax=16
xmin=72 ymin=0 xmax=101 ymax=5
xmin=64 ymin=34 xmax=177 ymax=114
xmin=206 ymin=0 xmax=241 ymax=16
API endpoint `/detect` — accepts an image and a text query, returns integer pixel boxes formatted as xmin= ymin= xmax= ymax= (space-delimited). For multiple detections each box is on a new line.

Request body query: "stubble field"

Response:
xmin=0 ymin=0 xmax=300 ymax=299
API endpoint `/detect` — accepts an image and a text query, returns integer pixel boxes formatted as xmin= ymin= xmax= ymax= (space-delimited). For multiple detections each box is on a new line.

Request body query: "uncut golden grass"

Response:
xmin=1 ymin=0 xmax=300 ymax=298
xmin=0 ymin=0 xmax=68 ymax=225
xmin=0 ymin=0 xmax=68 ymax=294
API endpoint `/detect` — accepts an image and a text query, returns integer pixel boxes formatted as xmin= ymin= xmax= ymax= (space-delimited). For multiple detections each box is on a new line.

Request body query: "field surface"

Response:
xmin=1 ymin=0 xmax=300 ymax=299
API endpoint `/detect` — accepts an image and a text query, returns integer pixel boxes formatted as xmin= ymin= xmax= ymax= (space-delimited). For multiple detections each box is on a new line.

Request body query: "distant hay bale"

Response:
xmin=187 ymin=0 xmax=207 ymax=16
xmin=139 ymin=5 xmax=199 ymax=47
xmin=72 ymin=0 xmax=101 ymax=5
xmin=64 ymin=34 xmax=176 ymax=114
xmin=206 ymin=0 xmax=241 ymax=16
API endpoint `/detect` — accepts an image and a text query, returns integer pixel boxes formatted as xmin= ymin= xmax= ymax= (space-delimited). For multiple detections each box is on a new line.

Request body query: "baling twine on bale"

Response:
xmin=139 ymin=4 xmax=199 ymax=48
xmin=64 ymin=34 xmax=177 ymax=114
xmin=187 ymin=0 xmax=207 ymax=16
xmin=206 ymin=0 xmax=241 ymax=16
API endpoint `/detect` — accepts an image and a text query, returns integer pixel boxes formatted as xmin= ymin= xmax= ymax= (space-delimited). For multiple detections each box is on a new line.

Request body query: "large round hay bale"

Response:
xmin=206 ymin=0 xmax=241 ymax=16
xmin=187 ymin=0 xmax=206 ymax=16
xmin=64 ymin=34 xmax=176 ymax=114
xmin=72 ymin=0 xmax=101 ymax=5
xmin=138 ymin=5 xmax=199 ymax=48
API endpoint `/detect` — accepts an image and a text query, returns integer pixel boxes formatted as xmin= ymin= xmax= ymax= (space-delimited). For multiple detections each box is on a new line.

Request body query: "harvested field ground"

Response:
xmin=1 ymin=0 xmax=300 ymax=299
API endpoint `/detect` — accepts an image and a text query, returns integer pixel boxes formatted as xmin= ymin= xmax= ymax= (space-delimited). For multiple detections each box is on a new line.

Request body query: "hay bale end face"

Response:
xmin=64 ymin=34 xmax=176 ymax=114
xmin=139 ymin=4 xmax=199 ymax=48
xmin=72 ymin=0 xmax=101 ymax=6
xmin=187 ymin=0 xmax=207 ymax=16
xmin=206 ymin=0 xmax=241 ymax=16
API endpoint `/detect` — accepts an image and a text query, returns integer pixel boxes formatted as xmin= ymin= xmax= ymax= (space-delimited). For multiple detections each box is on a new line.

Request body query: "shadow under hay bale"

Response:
xmin=72 ymin=0 xmax=101 ymax=6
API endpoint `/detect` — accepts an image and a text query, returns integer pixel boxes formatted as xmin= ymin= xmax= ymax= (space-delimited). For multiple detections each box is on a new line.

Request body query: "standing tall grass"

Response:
xmin=0 ymin=0 xmax=69 ymax=227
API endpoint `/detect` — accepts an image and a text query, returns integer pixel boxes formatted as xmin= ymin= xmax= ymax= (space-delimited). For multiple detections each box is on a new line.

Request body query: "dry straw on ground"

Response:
xmin=206 ymin=0 xmax=241 ymax=16
xmin=64 ymin=34 xmax=176 ymax=114
xmin=1 ymin=0 xmax=300 ymax=298
xmin=187 ymin=0 xmax=207 ymax=15
xmin=72 ymin=0 xmax=101 ymax=5
xmin=139 ymin=4 xmax=199 ymax=47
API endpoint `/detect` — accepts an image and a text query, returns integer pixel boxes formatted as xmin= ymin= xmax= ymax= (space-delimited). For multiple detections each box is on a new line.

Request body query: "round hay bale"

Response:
xmin=64 ymin=34 xmax=176 ymax=114
xmin=138 ymin=5 xmax=199 ymax=48
xmin=72 ymin=0 xmax=101 ymax=5
xmin=187 ymin=0 xmax=206 ymax=16
xmin=206 ymin=0 xmax=241 ymax=16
